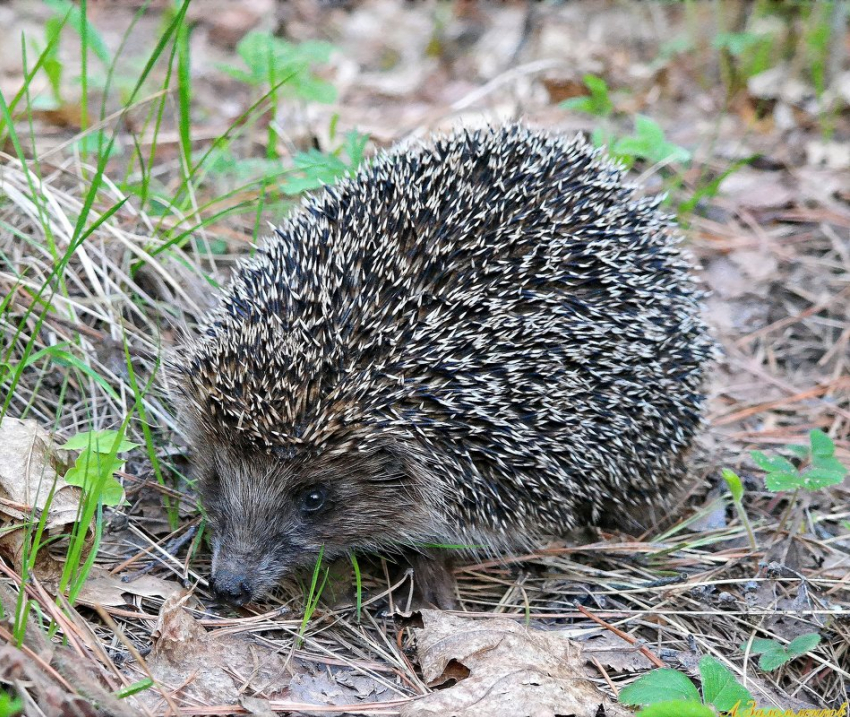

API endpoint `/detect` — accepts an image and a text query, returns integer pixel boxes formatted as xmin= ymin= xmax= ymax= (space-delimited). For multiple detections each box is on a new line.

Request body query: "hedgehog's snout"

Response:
xmin=210 ymin=568 xmax=254 ymax=606
xmin=207 ymin=521 xmax=304 ymax=605
xmin=208 ymin=533 xmax=282 ymax=606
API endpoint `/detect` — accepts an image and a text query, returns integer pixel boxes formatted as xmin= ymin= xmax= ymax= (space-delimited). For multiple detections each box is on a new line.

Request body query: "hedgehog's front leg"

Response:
xmin=407 ymin=551 xmax=458 ymax=610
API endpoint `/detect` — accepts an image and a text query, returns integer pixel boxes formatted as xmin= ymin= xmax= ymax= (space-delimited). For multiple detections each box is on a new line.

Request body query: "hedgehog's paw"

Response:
xmin=407 ymin=551 xmax=458 ymax=610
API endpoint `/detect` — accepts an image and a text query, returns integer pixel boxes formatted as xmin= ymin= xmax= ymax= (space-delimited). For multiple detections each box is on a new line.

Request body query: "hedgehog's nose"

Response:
xmin=210 ymin=570 xmax=253 ymax=606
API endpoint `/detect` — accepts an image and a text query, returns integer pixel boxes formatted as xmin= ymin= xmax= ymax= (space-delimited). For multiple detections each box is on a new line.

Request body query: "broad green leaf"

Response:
xmin=64 ymin=452 xmax=125 ymax=506
xmin=750 ymin=450 xmax=795 ymax=474
xmin=722 ymin=469 xmax=744 ymax=502
xmin=801 ymin=466 xmax=846 ymax=490
xmin=59 ymin=429 xmax=139 ymax=454
xmin=0 ymin=691 xmax=23 ymax=717
xmin=744 ymin=638 xmax=779 ymax=655
xmin=764 ymin=471 xmax=804 ymax=492
xmin=698 ymin=655 xmax=753 ymax=711
xmin=562 ymin=96 xmax=594 ymax=114
xmin=634 ymin=114 xmax=665 ymax=144
xmin=619 ymin=669 xmax=701 ymax=707
xmin=758 ymin=647 xmax=793 ymax=672
xmin=561 ymin=74 xmax=612 ymax=117
xmin=810 ymin=455 xmax=846 ymax=474
xmin=637 ymin=702 xmax=715 ymax=717
xmin=809 ymin=429 xmax=834 ymax=458
xmin=713 ymin=31 xmax=767 ymax=57
xmin=96 ymin=475 xmax=125 ymax=506
xmin=632 ymin=116 xmax=690 ymax=164
xmin=786 ymin=444 xmax=809 ymax=459
xmin=584 ymin=73 xmax=607 ymax=95
xmin=787 ymin=633 xmax=820 ymax=657
xmin=743 ymin=635 xmax=818 ymax=672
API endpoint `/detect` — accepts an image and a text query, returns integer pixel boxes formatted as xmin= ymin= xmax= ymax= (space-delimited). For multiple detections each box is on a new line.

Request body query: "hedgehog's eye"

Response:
xmin=299 ymin=486 xmax=327 ymax=515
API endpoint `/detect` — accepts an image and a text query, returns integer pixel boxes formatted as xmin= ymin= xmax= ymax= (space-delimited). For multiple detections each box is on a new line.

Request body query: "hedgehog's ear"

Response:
xmin=369 ymin=439 xmax=441 ymax=498
xmin=363 ymin=440 xmax=411 ymax=484
xmin=371 ymin=439 xmax=449 ymax=536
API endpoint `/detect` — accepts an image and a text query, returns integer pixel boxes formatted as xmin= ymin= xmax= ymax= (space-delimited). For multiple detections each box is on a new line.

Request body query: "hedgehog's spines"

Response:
xmin=173 ymin=122 xmax=715 ymax=547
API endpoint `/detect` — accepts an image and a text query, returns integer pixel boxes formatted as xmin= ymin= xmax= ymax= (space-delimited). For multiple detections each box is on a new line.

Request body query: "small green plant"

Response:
xmin=12 ymin=424 xmax=137 ymax=645
xmin=297 ymin=546 xmax=329 ymax=647
xmin=56 ymin=426 xmax=136 ymax=607
xmin=219 ymin=31 xmax=338 ymax=105
xmin=607 ymin=115 xmax=692 ymax=168
xmin=283 ymin=128 xmax=369 ymax=195
xmin=349 ymin=552 xmax=362 ymax=623
xmin=563 ymin=81 xmax=690 ymax=171
xmin=677 ymin=156 xmax=757 ymax=217
xmin=31 ymin=0 xmax=111 ymax=109
xmin=561 ymin=73 xmax=688 ymax=169
xmin=0 ymin=691 xmax=23 ymax=717
xmin=751 ymin=429 xmax=847 ymax=493
xmin=560 ymin=74 xmax=613 ymax=118
xmin=713 ymin=30 xmax=777 ymax=83
xmin=114 ymin=678 xmax=154 ymax=700
xmin=722 ymin=468 xmax=757 ymax=551
xmin=59 ymin=429 xmax=138 ymax=507
xmin=620 ymin=655 xmax=753 ymax=716
xmin=742 ymin=633 xmax=821 ymax=672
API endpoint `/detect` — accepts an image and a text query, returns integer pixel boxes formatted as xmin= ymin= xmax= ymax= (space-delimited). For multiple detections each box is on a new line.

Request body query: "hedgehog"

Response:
xmin=170 ymin=123 xmax=715 ymax=607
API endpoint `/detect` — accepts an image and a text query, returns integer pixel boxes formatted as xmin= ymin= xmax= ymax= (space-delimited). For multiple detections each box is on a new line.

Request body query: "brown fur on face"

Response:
xmin=188 ymin=424 xmax=446 ymax=604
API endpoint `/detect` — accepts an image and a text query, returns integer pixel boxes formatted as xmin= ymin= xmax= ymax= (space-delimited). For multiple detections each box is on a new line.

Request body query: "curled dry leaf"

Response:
xmin=402 ymin=610 xmax=631 ymax=717
xmin=138 ymin=590 xmax=292 ymax=708
xmin=0 ymin=417 xmax=84 ymax=585
xmin=75 ymin=566 xmax=182 ymax=608
xmin=288 ymin=670 xmax=395 ymax=715
xmin=583 ymin=631 xmax=655 ymax=673
xmin=719 ymin=168 xmax=797 ymax=211
xmin=141 ymin=592 xmax=398 ymax=714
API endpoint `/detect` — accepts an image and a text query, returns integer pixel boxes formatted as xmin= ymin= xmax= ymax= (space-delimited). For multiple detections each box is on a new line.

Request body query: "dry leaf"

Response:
xmin=402 ymin=610 xmax=631 ymax=717
xmin=728 ymin=248 xmax=779 ymax=284
xmin=75 ymin=566 xmax=182 ymax=608
xmin=0 ymin=417 xmax=80 ymax=526
xmin=583 ymin=631 xmax=654 ymax=673
xmin=805 ymin=141 xmax=850 ymax=170
xmin=0 ymin=418 xmax=84 ymax=582
xmin=140 ymin=591 xmax=291 ymax=707
xmin=748 ymin=64 xmax=812 ymax=104
xmin=719 ymin=169 xmax=796 ymax=210
xmin=287 ymin=668 xmax=395 ymax=716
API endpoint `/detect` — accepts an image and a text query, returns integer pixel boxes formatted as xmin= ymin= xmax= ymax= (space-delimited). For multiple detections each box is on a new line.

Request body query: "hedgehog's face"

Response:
xmin=195 ymin=439 xmax=438 ymax=606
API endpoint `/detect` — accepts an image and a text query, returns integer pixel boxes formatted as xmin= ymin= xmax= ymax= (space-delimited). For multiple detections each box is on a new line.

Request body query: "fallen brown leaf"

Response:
xmin=719 ymin=168 xmax=797 ymax=210
xmin=140 ymin=590 xmax=292 ymax=706
xmin=583 ymin=631 xmax=655 ymax=673
xmin=76 ymin=566 xmax=182 ymax=608
xmin=402 ymin=610 xmax=631 ymax=717
xmin=0 ymin=417 xmax=85 ymax=587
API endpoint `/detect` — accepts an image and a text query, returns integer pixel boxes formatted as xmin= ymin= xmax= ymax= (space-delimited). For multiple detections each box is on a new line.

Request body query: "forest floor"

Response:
xmin=0 ymin=1 xmax=848 ymax=715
